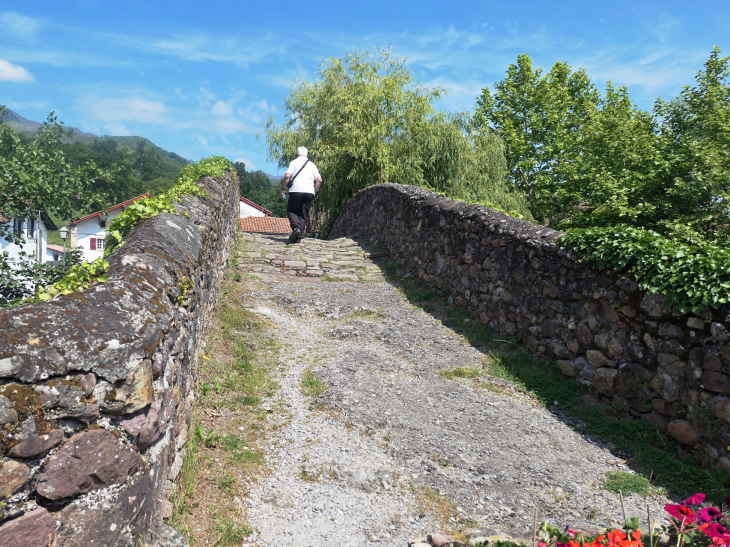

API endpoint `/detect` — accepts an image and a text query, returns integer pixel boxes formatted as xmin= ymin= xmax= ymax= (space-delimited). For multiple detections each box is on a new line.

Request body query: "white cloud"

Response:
xmin=0 ymin=11 xmax=41 ymax=41
xmin=235 ymin=158 xmax=255 ymax=169
xmin=211 ymin=101 xmax=233 ymax=116
xmin=0 ymin=58 xmax=34 ymax=82
xmin=89 ymin=96 xmax=167 ymax=124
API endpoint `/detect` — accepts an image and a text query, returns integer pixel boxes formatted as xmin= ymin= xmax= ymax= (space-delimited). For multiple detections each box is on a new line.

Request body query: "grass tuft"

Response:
xmin=602 ymin=471 xmax=664 ymax=497
xmin=301 ymin=370 xmax=327 ymax=399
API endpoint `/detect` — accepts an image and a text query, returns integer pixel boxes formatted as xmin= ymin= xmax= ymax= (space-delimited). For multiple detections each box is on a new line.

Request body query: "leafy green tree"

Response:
xmin=0 ymin=107 xmax=115 ymax=242
xmin=266 ymin=48 xmax=530 ymax=232
xmin=558 ymin=82 xmax=661 ymax=230
xmin=0 ymin=106 xmax=117 ymax=303
xmin=474 ymin=48 xmax=730 ymax=243
xmin=474 ymin=54 xmax=600 ymax=223
xmin=652 ymin=46 xmax=730 ymax=242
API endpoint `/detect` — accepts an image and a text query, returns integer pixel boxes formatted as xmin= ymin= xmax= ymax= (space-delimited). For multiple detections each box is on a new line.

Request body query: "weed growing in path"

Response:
xmin=301 ymin=369 xmax=328 ymax=399
xmin=602 ymin=471 xmax=664 ymax=497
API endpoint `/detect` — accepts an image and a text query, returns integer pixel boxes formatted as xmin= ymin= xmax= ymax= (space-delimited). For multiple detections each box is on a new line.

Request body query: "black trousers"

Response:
xmin=287 ymin=192 xmax=314 ymax=234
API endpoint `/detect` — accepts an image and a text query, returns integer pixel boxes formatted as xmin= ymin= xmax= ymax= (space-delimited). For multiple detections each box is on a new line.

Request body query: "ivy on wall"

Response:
xmin=560 ymin=226 xmax=730 ymax=314
xmin=24 ymin=156 xmax=233 ymax=305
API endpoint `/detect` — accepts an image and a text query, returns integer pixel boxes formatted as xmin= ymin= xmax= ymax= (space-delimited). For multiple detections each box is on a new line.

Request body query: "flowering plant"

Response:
xmin=491 ymin=493 xmax=729 ymax=547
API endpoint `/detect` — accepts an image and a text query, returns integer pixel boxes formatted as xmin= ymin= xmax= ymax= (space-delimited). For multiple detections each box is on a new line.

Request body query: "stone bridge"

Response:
xmin=0 ymin=176 xmax=729 ymax=546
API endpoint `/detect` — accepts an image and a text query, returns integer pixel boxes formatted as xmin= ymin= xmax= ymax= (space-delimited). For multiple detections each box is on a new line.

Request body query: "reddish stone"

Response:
xmin=0 ymin=507 xmax=55 ymax=547
xmin=0 ymin=460 xmax=30 ymax=499
xmin=56 ymin=470 xmax=157 ymax=547
xmin=138 ymin=389 xmax=173 ymax=449
xmin=8 ymin=428 xmax=64 ymax=458
xmin=122 ymin=410 xmax=147 ymax=436
xmin=36 ymin=429 xmax=141 ymax=500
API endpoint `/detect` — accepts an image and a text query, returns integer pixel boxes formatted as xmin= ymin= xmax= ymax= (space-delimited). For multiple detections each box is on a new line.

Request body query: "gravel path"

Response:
xmin=237 ymin=233 xmax=672 ymax=546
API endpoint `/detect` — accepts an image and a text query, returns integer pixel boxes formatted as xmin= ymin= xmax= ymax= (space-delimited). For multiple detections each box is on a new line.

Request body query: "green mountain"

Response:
xmin=2 ymin=108 xmax=195 ymax=243
xmin=1 ymin=108 xmax=97 ymax=143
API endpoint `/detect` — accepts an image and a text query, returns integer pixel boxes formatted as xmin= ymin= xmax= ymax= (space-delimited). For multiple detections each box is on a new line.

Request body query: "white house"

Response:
xmin=68 ymin=194 xmax=149 ymax=262
xmin=239 ymin=197 xmax=272 ymax=218
xmin=46 ymin=244 xmax=65 ymax=263
xmin=0 ymin=211 xmax=58 ymax=265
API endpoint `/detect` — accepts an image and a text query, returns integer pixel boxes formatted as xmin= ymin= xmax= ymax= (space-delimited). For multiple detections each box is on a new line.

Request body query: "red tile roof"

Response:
xmin=47 ymin=244 xmax=65 ymax=253
xmin=240 ymin=217 xmax=291 ymax=234
xmin=0 ymin=212 xmax=8 ymax=223
xmin=240 ymin=197 xmax=272 ymax=216
xmin=68 ymin=194 xmax=151 ymax=226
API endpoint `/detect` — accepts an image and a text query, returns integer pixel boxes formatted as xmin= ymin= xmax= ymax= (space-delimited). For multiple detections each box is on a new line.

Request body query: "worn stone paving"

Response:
xmin=235 ymin=233 xmax=671 ymax=547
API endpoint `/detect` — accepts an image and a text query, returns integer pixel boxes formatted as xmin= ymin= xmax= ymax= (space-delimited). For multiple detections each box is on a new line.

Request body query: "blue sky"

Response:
xmin=0 ymin=1 xmax=728 ymax=175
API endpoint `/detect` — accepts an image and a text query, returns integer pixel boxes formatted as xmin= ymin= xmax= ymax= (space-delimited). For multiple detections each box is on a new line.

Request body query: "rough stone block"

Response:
xmin=711 ymin=322 xmax=730 ymax=344
xmin=667 ymin=419 xmax=698 ymax=445
xmin=8 ymin=428 xmax=64 ymax=458
xmin=687 ymin=317 xmax=705 ymax=330
xmin=138 ymin=388 xmax=173 ymax=449
xmin=0 ymin=507 xmax=56 ymax=547
xmin=0 ymin=394 xmax=18 ymax=426
xmin=701 ymin=371 xmax=730 ymax=394
xmin=0 ymin=460 xmax=31 ymax=499
xmin=593 ymin=367 xmax=618 ymax=395
xmin=36 ymin=429 xmax=141 ymax=500
xmin=100 ymin=360 xmax=154 ymax=415
xmin=557 ymin=360 xmax=576 ymax=377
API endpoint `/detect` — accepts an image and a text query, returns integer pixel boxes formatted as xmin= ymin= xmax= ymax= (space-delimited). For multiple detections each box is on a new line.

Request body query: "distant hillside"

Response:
xmin=1 ymin=107 xmax=97 ymax=143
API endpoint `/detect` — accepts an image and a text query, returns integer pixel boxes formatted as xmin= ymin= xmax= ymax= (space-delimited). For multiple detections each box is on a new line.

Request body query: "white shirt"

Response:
xmin=285 ymin=156 xmax=321 ymax=194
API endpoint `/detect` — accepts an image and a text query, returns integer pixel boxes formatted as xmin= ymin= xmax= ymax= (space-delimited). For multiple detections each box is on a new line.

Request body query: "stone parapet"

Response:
xmin=0 ymin=174 xmax=238 ymax=546
xmin=330 ymin=183 xmax=730 ymax=470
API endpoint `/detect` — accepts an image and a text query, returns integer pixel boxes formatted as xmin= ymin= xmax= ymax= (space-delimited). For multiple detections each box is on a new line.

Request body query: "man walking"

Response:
xmin=280 ymin=146 xmax=322 ymax=244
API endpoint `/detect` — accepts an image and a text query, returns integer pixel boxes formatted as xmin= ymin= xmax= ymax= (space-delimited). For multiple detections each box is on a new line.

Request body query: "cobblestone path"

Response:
xmin=235 ymin=233 xmax=670 ymax=547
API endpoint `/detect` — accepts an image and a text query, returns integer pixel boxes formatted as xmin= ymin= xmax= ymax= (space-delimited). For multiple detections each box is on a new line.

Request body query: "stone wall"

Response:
xmin=330 ymin=183 xmax=730 ymax=472
xmin=0 ymin=174 xmax=238 ymax=547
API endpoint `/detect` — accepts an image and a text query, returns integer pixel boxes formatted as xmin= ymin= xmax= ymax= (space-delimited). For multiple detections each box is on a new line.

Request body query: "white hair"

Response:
xmin=297 ymin=146 xmax=308 ymax=157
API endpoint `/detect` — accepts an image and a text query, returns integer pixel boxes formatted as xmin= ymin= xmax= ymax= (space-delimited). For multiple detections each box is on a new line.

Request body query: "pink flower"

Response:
xmin=683 ymin=493 xmax=707 ymax=506
xmin=704 ymin=523 xmax=730 ymax=539
xmin=698 ymin=507 xmax=724 ymax=523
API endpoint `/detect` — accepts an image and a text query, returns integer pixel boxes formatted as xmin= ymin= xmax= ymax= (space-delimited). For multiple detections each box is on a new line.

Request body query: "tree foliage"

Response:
xmin=0 ymin=107 xmax=119 ymax=304
xmin=474 ymin=47 xmax=730 ymax=245
xmin=0 ymin=107 xmax=116 ymax=243
xmin=266 ymin=48 xmax=531 ymax=232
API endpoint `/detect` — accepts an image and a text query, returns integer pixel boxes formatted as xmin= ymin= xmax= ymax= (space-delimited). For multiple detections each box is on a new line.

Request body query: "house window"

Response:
xmin=26 ymin=218 xmax=35 ymax=238
xmin=90 ymin=237 xmax=97 ymax=251
xmin=97 ymin=239 xmax=106 ymax=251
xmin=13 ymin=219 xmax=22 ymax=235
xmin=99 ymin=218 xmax=106 ymax=229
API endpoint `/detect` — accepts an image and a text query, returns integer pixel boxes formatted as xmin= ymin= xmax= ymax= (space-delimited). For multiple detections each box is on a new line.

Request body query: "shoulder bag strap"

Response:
xmin=286 ymin=159 xmax=310 ymax=188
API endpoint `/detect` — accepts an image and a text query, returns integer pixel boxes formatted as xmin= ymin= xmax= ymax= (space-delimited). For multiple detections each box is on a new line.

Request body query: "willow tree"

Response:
xmin=266 ymin=48 xmax=530 ymax=233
